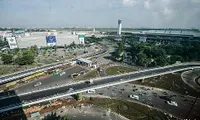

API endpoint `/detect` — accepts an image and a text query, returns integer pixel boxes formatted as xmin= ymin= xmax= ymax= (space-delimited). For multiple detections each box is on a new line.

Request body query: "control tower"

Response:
xmin=117 ymin=19 xmax=122 ymax=35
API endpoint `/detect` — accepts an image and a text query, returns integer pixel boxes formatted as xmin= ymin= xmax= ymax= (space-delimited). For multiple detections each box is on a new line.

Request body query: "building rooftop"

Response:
xmin=77 ymin=58 xmax=92 ymax=64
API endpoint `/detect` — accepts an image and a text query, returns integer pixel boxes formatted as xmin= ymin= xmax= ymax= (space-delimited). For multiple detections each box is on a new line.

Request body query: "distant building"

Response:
xmin=76 ymin=58 xmax=92 ymax=67
xmin=139 ymin=37 xmax=147 ymax=42
xmin=6 ymin=37 xmax=18 ymax=49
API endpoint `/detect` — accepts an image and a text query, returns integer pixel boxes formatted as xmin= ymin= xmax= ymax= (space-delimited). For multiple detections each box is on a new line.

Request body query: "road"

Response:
xmin=85 ymin=83 xmax=200 ymax=119
xmin=15 ymin=66 xmax=86 ymax=94
xmin=0 ymin=63 xmax=199 ymax=110
xmin=0 ymin=45 xmax=107 ymax=84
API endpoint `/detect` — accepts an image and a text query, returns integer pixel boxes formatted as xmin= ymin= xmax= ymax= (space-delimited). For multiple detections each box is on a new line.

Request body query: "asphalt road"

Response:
xmin=0 ymin=45 xmax=106 ymax=84
xmin=0 ymin=64 xmax=200 ymax=111
xmin=87 ymin=84 xmax=199 ymax=119
xmin=15 ymin=66 xmax=86 ymax=94
xmin=0 ymin=62 xmax=65 ymax=84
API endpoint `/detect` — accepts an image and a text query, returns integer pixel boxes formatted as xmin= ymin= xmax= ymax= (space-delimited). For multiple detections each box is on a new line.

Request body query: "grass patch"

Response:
xmin=105 ymin=66 xmax=136 ymax=75
xmin=76 ymin=70 xmax=99 ymax=81
xmin=90 ymin=98 xmax=171 ymax=120
xmin=132 ymin=72 xmax=199 ymax=97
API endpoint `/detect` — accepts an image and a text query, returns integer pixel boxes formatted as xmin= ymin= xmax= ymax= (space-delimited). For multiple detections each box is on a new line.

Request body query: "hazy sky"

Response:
xmin=0 ymin=0 xmax=200 ymax=28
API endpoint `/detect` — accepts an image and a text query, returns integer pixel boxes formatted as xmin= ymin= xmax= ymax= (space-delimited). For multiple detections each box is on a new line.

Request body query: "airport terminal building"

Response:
xmin=14 ymin=31 xmax=85 ymax=48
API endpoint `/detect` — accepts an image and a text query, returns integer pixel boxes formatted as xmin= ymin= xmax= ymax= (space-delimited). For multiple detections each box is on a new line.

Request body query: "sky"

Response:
xmin=0 ymin=0 xmax=200 ymax=28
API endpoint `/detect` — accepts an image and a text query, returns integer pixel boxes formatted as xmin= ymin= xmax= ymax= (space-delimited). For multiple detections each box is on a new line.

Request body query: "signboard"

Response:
xmin=46 ymin=36 xmax=56 ymax=46
xmin=78 ymin=34 xmax=85 ymax=44
xmin=7 ymin=37 xmax=18 ymax=49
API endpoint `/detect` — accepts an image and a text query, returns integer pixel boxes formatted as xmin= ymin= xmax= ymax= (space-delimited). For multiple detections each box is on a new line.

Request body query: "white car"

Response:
xmin=86 ymin=89 xmax=96 ymax=93
xmin=60 ymin=72 xmax=66 ymax=76
xmin=34 ymin=82 xmax=42 ymax=87
xmin=129 ymin=95 xmax=139 ymax=100
xmin=166 ymin=101 xmax=178 ymax=106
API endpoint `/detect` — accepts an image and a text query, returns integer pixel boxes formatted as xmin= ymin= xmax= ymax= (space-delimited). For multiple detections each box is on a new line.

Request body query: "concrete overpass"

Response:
xmin=0 ymin=62 xmax=200 ymax=113
xmin=0 ymin=48 xmax=107 ymax=85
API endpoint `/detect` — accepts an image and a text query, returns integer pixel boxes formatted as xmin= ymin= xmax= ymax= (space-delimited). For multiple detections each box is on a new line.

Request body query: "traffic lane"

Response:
xmin=93 ymin=84 xmax=195 ymax=119
xmin=15 ymin=66 xmax=86 ymax=93
xmin=0 ymin=72 xmax=137 ymax=108
xmin=187 ymin=98 xmax=200 ymax=119
xmin=0 ymin=61 xmax=198 ymax=81
xmin=0 ymin=63 xmax=62 ymax=80
xmin=0 ymin=65 xmax=172 ymax=97
xmin=0 ymin=64 xmax=198 ymax=108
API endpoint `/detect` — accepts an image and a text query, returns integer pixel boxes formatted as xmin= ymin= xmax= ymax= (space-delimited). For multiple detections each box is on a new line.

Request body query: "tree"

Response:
xmin=136 ymin=52 xmax=148 ymax=67
xmin=155 ymin=56 xmax=167 ymax=66
xmin=42 ymin=112 xmax=71 ymax=120
xmin=77 ymin=93 xmax=82 ymax=100
xmin=13 ymin=48 xmax=20 ymax=54
xmin=1 ymin=54 xmax=13 ymax=64
xmin=15 ymin=50 xmax=34 ymax=65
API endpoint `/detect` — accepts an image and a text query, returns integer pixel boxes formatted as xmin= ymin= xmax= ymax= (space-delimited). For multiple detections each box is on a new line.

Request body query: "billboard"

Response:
xmin=78 ymin=34 xmax=85 ymax=44
xmin=46 ymin=36 xmax=56 ymax=46
xmin=7 ymin=37 xmax=18 ymax=49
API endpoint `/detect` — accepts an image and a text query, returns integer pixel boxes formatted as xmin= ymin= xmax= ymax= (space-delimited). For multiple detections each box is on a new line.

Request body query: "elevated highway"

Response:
xmin=0 ymin=48 xmax=107 ymax=84
xmin=0 ymin=62 xmax=200 ymax=113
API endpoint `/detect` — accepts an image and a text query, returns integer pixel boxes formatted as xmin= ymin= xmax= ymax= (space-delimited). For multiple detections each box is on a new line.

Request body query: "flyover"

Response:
xmin=0 ymin=62 xmax=200 ymax=113
xmin=0 ymin=48 xmax=107 ymax=84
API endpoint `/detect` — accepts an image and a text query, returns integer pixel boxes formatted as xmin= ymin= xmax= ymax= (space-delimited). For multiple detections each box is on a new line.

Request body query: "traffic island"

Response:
xmin=75 ymin=70 xmax=99 ymax=81
xmin=105 ymin=66 xmax=136 ymax=75
xmin=132 ymin=72 xmax=199 ymax=97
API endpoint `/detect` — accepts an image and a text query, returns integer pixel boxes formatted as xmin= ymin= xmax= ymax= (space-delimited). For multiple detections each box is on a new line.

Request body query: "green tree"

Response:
xmin=13 ymin=48 xmax=20 ymax=54
xmin=136 ymin=52 xmax=146 ymax=66
xmin=15 ymin=50 xmax=34 ymax=65
xmin=1 ymin=54 xmax=13 ymax=64
xmin=77 ymin=93 xmax=82 ymax=100
xmin=155 ymin=56 xmax=167 ymax=66
xmin=61 ymin=115 xmax=71 ymax=120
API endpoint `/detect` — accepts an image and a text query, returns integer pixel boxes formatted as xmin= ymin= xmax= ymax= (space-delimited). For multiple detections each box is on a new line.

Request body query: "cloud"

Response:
xmin=162 ymin=7 xmax=173 ymax=15
xmin=191 ymin=0 xmax=200 ymax=3
xmin=121 ymin=0 xmax=137 ymax=6
xmin=144 ymin=0 xmax=150 ymax=9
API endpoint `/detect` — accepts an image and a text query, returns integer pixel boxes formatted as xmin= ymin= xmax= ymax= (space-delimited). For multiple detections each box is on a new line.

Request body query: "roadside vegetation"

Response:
xmin=132 ymin=72 xmax=199 ymax=97
xmin=90 ymin=97 xmax=174 ymax=120
xmin=76 ymin=70 xmax=99 ymax=81
xmin=105 ymin=66 xmax=136 ymax=75
xmin=114 ymin=40 xmax=200 ymax=67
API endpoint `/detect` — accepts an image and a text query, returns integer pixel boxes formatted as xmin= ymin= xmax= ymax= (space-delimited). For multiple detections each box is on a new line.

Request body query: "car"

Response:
xmin=34 ymin=82 xmax=42 ymax=87
xmin=60 ymin=72 xmax=66 ymax=76
xmin=166 ymin=101 xmax=178 ymax=106
xmin=85 ymin=80 xmax=94 ymax=85
xmin=129 ymin=95 xmax=139 ymax=100
xmin=71 ymin=73 xmax=80 ymax=78
xmin=86 ymin=89 xmax=95 ymax=93
xmin=80 ymin=71 xmax=86 ymax=75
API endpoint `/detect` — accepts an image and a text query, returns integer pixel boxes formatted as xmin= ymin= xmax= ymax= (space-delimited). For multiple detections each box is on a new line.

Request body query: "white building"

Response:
xmin=139 ymin=37 xmax=147 ymax=42
xmin=76 ymin=58 xmax=92 ymax=67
